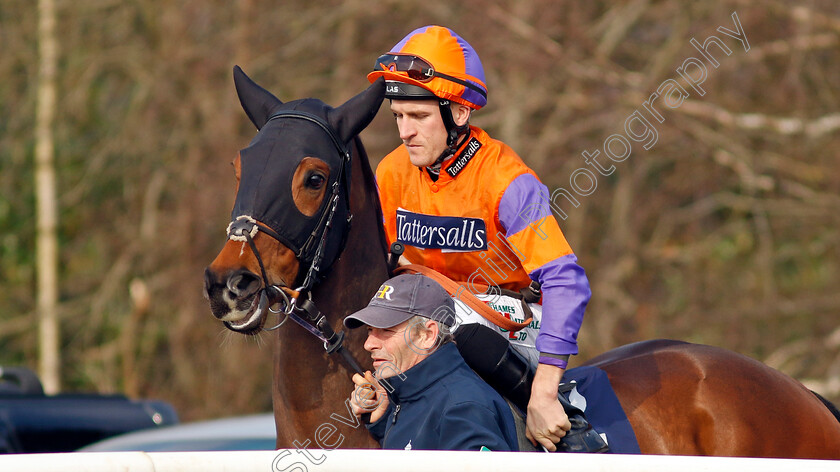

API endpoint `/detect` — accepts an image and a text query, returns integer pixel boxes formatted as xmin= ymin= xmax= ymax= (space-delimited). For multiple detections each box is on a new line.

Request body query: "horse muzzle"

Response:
xmin=203 ymin=267 xmax=265 ymax=333
xmin=222 ymin=288 xmax=270 ymax=334
xmin=204 ymin=265 xmax=295 ymax=335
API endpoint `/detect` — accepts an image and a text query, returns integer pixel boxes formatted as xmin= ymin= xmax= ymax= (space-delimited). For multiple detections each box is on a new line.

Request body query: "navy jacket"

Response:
xmin=366 ymin=342 xmax=518 ymax=451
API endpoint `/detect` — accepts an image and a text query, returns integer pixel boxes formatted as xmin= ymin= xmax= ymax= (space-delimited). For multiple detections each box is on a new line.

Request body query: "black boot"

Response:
xmin=454 ymin=324 xmax=609 ymax=453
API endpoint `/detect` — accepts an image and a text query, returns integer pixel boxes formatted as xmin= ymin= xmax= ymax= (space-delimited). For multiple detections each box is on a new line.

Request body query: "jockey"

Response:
xmin=368 ymin=25 xmax=594 ymax=452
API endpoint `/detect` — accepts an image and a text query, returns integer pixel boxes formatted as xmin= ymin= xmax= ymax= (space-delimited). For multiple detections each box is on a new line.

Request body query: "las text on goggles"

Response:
xmin=374 ymin=54 xmax=487 ymax=99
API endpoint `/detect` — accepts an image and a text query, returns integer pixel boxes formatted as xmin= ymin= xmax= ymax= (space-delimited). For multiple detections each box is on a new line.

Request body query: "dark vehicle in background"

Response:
xmin=0 ymin=366 xmax=178 ymax=453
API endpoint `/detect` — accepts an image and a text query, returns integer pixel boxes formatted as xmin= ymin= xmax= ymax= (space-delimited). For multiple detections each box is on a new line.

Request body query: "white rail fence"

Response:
xmin=0 ymin=450 xmax=838 ymax=472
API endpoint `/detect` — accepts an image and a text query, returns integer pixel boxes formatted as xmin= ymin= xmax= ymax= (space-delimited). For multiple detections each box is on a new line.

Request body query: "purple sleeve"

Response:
xmin=530 ymin=254 xmax=590 ymax=362
xmin=498 ymin=173 xmax=591 ymax=364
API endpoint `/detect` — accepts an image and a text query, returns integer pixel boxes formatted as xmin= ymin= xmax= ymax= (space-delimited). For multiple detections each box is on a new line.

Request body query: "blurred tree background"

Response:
xmin=1 ymin=0 xmax=838 ymax=421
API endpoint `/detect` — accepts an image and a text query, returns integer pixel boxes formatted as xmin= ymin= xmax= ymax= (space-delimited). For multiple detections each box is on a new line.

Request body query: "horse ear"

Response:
xmin=328 ymin=77 xmax=386 ymax=143
xmin=233 ymin=65 xmax=283 ymax=130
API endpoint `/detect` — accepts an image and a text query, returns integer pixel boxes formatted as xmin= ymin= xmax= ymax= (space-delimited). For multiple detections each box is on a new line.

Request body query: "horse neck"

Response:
xmin=272 ymin=136 xmax=387 ymax=448
xmin=312 ymin=136 xmax=390 ymax=316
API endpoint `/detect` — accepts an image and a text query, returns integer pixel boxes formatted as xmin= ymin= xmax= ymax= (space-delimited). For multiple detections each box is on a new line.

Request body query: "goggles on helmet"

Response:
xmin=374 ymin=53 xmax=487 ymax=100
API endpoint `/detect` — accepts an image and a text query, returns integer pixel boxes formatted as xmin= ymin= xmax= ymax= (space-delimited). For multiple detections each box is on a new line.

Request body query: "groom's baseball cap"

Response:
xmin=344 ymin=274 xmax=456 ymax=329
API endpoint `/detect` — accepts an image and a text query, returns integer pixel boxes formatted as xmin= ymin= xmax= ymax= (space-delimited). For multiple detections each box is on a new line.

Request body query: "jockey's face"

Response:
xmin=363 ymin=318 xmax=438 ymax=379
xmin=390 ymin=99 xmax=448 ymax=168
xmin=390 ymin=100 xmax=471 ymax=168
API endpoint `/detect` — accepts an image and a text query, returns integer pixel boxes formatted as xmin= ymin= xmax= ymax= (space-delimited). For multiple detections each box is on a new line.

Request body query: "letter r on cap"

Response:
xmin=375 ymin=285 xmax=394 ymax=300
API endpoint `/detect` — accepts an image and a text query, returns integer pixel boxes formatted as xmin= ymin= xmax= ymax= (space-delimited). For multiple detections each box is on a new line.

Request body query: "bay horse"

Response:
xmin=204 ymin=67 xmax=840 ymax=458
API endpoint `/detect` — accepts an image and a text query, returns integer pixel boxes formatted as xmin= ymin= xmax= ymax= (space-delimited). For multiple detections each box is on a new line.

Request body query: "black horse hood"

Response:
xmin=229 ymin=66 xmax=385 ymax=284
xmin=233 ymin=99 xmax=348 ymax=262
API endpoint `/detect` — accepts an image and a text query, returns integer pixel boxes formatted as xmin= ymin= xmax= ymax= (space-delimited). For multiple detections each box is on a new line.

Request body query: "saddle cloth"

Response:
xmin=560 ymin=365 xmax=641 ymax=454
xmin=451 ymin=294 xmax=640 ymax=453
xmin=506 ymin=364 xmax=640 ymax=453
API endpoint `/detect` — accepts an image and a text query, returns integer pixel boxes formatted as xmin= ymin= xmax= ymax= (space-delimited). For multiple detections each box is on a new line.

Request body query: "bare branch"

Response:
xmin=678 ymin=100 xmax=840 ymax=137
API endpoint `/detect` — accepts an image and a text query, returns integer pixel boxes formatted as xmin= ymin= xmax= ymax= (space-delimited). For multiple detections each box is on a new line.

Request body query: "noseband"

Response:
xmin=225 ymin=110 xmax=365 ymax=375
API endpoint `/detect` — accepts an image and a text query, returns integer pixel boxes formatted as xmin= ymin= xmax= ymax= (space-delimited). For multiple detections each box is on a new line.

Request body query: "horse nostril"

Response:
xmin=204 ymin=267 xmax=221 ymax=299
xmin=226 ymin=270 xmax=261 ymax=298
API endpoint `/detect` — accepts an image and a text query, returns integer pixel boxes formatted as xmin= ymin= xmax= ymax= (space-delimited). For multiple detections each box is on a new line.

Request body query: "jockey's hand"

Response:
xmin=525 ymin=363 xmax=571 ymax=452
xmin=349 ymin=371 xmax=389 ymax=423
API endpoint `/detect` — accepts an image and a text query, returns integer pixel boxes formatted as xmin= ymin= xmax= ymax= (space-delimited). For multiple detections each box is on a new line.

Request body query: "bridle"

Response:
xmin=225 ymin=109 xmax=365 ymax=375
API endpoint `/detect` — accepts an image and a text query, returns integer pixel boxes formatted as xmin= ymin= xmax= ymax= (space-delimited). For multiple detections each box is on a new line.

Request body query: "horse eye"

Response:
xmin=306 ymin=173 xmax=326 ymax=189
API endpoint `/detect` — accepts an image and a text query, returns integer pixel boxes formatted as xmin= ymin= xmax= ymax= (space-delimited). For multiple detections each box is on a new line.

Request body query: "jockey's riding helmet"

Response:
xmin=368 ymin=26 xmax=487 ymax=110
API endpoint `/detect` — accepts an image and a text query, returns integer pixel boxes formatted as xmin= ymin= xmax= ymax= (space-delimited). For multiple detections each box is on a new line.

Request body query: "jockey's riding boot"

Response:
xmin=454 ymin=323 xmax=609 ymax=453
xmin=454 ymin=324 xmax=531 ymax=412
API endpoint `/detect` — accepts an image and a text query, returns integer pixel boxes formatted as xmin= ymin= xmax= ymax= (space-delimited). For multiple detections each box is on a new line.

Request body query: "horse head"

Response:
xmin=204 ymin=66 xmax=385 ymax=334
